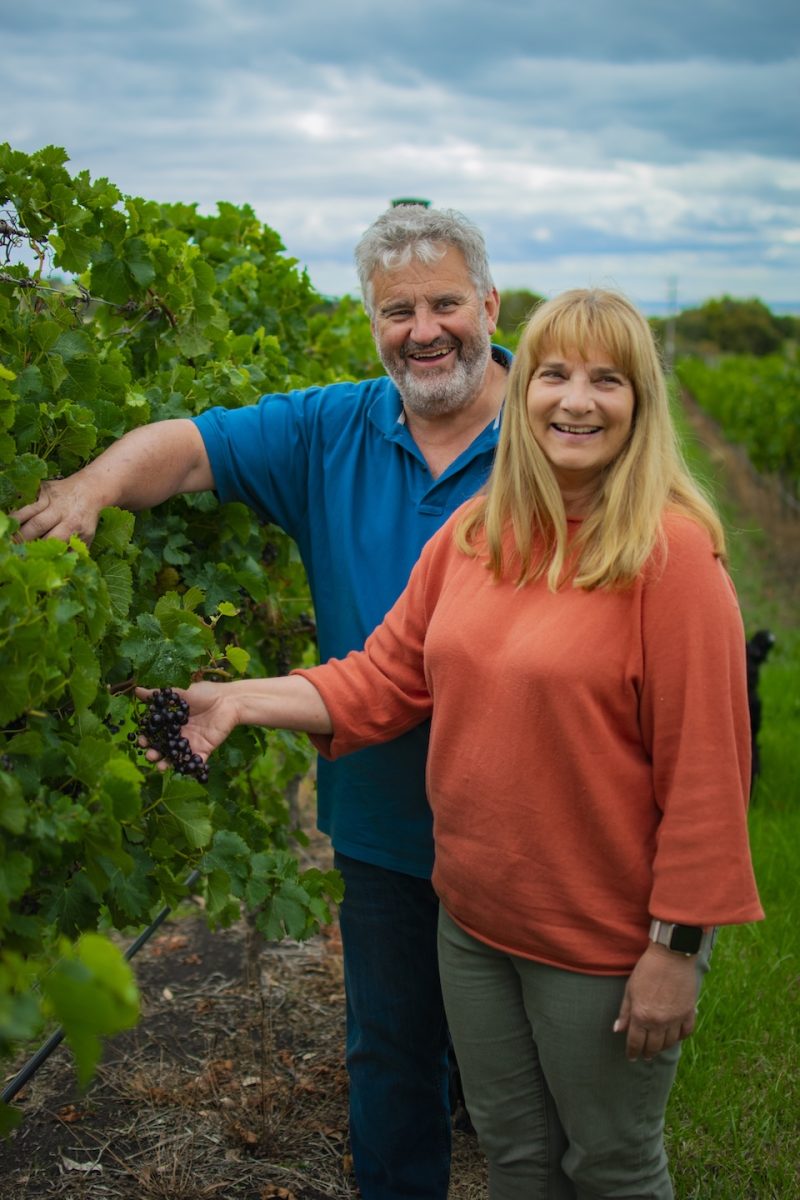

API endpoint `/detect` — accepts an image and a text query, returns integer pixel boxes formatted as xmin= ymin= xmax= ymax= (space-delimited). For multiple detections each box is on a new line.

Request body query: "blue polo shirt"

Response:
xmin=193 ymin=355 xmax=507 ymax=877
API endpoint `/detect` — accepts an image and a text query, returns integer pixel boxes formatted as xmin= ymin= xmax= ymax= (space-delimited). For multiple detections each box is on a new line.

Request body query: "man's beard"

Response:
xmin=379 ymin=325 xmax=493 ymax=418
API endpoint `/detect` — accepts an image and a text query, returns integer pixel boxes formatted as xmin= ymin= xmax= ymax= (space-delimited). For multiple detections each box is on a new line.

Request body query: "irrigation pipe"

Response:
xmin=1 ymin=868 xmax=202 ymax=1106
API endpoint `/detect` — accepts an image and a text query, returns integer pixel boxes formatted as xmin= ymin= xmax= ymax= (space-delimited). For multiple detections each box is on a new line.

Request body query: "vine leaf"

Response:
xmin=42 ymin=934 xmax=139 ymax=1087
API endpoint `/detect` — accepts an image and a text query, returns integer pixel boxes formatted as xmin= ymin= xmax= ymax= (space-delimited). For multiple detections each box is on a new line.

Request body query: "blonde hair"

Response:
xmin=456 ymin=288 xmax=725 ymax=589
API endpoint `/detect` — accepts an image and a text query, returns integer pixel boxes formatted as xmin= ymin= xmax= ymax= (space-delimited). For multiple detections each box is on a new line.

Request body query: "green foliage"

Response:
xmin=305 ymin=295 xmax=382 ymax=381
xmin=669 ymin=608 xmax=800 ymax=1198
xmin=663 ymin=400 xmax=800 ymax=1198
xmin=496 ymin=288 xmax=545 ymax=351
xmin=675 ymin=354 xmax=800 ymax=497
xmin=651 ymin=296 xmax=794 ymax=358
xmin=0 ymin=144 xmax=367 ymax=1105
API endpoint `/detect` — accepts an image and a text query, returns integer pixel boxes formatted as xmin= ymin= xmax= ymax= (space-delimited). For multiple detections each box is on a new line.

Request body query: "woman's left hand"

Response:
xmin=134 ymin=682 xmax=241 ymax=767
xmin=613 ymin=943 xmax=700 ymax=1062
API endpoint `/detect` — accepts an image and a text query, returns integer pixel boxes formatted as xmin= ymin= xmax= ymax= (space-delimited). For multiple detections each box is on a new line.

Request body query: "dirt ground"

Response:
xmin=1 ymin=393 xmax=797 ymax=1199
xmin=1 ymin=792 xmax=487 ymax=1200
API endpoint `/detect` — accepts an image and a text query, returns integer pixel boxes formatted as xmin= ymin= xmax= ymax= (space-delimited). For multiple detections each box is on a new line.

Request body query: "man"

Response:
xmin=13 ymin=205 xmax=510 ymax=1199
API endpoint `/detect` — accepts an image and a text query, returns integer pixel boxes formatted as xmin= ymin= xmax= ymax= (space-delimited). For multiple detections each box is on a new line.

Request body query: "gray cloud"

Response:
xmin=5 ymin=0 xmax=799 ymax=306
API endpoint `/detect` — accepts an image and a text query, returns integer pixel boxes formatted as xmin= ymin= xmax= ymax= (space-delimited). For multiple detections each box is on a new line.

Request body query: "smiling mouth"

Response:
xmin=403 ymin=342 xmax=456 ymax=364
xmin=552 ymin=423 xmax=602 ymax=435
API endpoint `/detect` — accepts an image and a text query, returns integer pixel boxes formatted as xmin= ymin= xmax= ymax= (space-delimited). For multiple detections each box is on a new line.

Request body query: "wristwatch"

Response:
xmin=649 ymin=920 xmax=717 ymax=957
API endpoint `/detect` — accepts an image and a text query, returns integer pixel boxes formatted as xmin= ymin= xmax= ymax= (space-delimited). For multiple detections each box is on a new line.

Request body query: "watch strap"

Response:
xmin=649 ymin=919 xmax=717 ymax=957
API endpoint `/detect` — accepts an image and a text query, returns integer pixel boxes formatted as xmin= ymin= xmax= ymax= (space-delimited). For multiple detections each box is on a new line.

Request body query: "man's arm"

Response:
xmin=10 ymin=419 xmax=214 ymax=544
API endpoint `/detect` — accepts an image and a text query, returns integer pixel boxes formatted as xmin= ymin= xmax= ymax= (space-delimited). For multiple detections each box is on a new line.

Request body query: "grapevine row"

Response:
xmin=0 ymin=144 xmax=379 ymax=1126
xmin=675 ymin=354 xmax=800 ymax=499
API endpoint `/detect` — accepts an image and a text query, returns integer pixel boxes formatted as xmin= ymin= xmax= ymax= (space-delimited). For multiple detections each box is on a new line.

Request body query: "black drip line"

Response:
xmin=2 ymin=869 xmax=202 ymax=1107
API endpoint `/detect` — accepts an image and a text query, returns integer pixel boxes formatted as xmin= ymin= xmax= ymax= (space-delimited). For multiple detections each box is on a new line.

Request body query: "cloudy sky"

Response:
xmin=7 ymin=0 xmax=800 ymax=311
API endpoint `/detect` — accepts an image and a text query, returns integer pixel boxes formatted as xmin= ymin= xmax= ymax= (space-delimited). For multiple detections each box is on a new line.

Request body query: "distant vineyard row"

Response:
xmin=675 ymin=354 xmax=800 ymax=498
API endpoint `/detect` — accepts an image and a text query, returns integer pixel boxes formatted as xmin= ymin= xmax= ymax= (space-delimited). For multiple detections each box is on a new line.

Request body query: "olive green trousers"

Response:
xmin=438 ymin=907 xmax=707 ymax=1199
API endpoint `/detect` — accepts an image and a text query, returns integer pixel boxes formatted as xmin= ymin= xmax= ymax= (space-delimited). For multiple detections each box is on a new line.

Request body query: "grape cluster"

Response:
xmin=0 ymin=753 xmax=13 ymax=773
xmin=132 ymin=688 xmax=209 ymax=783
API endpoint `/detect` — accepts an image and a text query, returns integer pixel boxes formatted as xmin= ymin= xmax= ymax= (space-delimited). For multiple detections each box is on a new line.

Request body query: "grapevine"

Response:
xmin=676 ymin=354 xmax=800 ymax=499
xmin=0 ymin=143 xmax=373 ymax=1126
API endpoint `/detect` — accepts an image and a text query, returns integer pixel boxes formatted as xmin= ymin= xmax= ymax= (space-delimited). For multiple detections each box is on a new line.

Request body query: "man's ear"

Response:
xmin=485 ymin=287 xmax=501 ymax=336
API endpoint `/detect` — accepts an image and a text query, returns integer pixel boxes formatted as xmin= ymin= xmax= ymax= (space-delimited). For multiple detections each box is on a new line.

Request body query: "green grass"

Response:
xmin=664 ymin=402 xmax=800 ymax=1198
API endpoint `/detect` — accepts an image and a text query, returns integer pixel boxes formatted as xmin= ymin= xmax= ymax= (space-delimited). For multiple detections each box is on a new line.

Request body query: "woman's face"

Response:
xmin=526 ymin=343 xmax=635 ymax=512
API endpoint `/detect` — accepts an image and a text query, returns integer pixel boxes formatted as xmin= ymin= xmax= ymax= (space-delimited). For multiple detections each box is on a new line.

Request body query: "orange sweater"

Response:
xmin=297 ymin=509 xmax=764 ymax=974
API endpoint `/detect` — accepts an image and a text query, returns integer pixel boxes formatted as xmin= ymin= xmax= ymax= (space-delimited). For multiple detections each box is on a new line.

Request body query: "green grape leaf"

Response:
xmin=100 ymin=558 xmax=134 ymax=617
xmin=69 ymin=636 xmax=100 ymax=713
xmin=0 ymin=772 xmax=27 ymax=835
xmin=160 ymin=784 xmax=213 ymax=849
xmin=103 ymin=852 xmax=154 ymax=924
xmin=225 ymin=645 xmax=250 ymax=674
xmin=0 ymin=849 xmax=33 ymax=907
xmin=201 ymin=829 xmax=251 ymax=895
xmin=48 ymin=871 xmax=102 ymax=938
xmin=92 ymin=506 xmax=136 ymax=555
xmin=99 ymin=755 xmax=143 ymax=822
xmin=43 ymin=933 xmax=139 ymax=1086
xmin=257 ymin=879 xmax=311 ymax=942
xmin=0 ymin=453 xmax=48 ymax=507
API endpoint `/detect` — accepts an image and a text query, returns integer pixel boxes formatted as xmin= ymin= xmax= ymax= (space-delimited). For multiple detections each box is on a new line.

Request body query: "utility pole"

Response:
xmin=664 ymin=276 xmax=678 ymax=372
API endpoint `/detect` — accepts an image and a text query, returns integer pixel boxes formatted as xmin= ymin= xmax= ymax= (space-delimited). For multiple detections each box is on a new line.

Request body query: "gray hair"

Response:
xmin=354 ymin=205 xmax=494 ymax=316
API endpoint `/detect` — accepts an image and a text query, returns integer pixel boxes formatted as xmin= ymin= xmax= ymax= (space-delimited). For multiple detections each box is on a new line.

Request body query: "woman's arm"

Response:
xmin=136 ymin=675 xmax=332 ymax=766
xmin=640 ymin=517 xmax=762 ymax=926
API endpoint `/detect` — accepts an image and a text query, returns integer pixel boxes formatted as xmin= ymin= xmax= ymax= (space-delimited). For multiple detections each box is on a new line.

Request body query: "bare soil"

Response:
xmin=1 ymin=793 xmax=487 ymax=1200
xmin=2 ymin=395 xmax=796 ymax=1200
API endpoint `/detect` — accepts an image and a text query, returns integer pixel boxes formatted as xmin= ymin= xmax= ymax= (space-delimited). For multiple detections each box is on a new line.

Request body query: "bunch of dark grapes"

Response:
xmin=131 ymin=688 xmax=209 ymax=783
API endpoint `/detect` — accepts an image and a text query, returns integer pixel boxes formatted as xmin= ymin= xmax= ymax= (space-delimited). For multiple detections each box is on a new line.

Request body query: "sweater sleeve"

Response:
xmin=639 ymin=516 xmax=763 ymax=926
xmin=292 ymin=522 xmax=449 ymax=757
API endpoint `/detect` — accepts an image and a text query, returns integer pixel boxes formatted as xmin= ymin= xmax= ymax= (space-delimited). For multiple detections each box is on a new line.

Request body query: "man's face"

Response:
xmin=370 ymin=245 xmax=500 ymax=417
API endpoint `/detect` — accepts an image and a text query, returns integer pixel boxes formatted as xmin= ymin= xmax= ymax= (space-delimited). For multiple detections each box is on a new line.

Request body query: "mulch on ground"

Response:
xmin=2 ymin=818 xmax=487 ymax=1200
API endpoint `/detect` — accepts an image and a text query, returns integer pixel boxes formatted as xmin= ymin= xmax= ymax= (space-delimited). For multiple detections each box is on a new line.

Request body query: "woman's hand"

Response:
xmin=613 ymin=942 xmax=700 ymax=1061
xmin=135 ymin=682 xmax=241 ymax=768
xmin=134 ymin=674 xmax=332 ymax=770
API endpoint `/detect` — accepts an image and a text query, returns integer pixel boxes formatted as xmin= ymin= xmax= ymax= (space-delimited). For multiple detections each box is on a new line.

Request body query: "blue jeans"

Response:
xmin=334 ymin=852 xmax=451 ymax=1200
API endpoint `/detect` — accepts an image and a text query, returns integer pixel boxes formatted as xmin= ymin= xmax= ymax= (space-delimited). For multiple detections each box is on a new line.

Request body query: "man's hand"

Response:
xmin=613 ymin=942 xmax=699 ymax=1062
xmin=11 ymin=474 xmax=106 ymax=545
xmin=10 ymin=420 xmax=214 ymax=544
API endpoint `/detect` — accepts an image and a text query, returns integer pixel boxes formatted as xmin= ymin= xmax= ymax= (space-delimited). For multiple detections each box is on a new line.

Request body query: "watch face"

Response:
xmin=670 ymin=925 xmax=703 ymax=954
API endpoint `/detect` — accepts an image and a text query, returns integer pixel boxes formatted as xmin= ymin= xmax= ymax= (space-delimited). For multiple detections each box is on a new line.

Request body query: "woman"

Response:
xmin=143 ymin=289 xmax=763 ymax=1198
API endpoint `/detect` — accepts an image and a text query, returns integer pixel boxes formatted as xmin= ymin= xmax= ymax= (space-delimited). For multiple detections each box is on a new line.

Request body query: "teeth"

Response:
xmin=553 ymin=424 xmax=601 ymax=434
